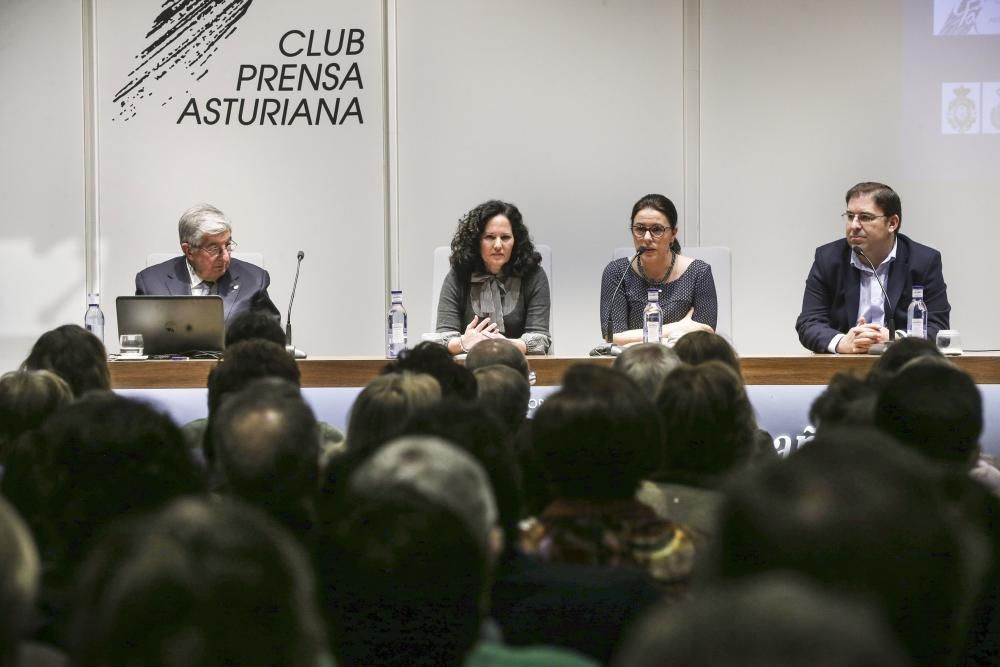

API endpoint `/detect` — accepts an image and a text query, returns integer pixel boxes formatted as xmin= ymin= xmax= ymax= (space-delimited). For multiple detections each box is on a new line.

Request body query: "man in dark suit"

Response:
xmin=135 ymin=204 xmax=280 ymax=325
xmin=796 ymin=182 xmax=950 ymax=354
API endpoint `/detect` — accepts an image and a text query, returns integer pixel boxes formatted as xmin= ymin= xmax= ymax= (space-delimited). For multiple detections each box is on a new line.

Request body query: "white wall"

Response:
xmin=0 ymin=0 xmax=86 ymax=371
xmin=394 ymin=0 xmax=686 ymax=355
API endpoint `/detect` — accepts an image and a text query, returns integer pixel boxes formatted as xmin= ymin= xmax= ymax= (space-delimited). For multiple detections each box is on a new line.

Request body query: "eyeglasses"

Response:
xmin=841 ymin=212 xmax=887 ymax=225
xmin=631 ymin=224 xmax=671 ymax=240
xmin=194 ymin=240 xmax=238 ymax=258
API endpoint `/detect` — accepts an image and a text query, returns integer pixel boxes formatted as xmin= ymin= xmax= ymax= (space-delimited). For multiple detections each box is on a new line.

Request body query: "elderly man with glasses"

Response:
xmin=135 ymin=203 xmax=280 ymax=324
xmin=795 ymin=182 xmax=950 ymax=354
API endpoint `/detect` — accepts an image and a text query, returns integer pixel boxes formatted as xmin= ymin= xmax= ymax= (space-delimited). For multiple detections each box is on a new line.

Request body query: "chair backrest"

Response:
xmin=430 ymin=245 xmax=553 ymax=345
xmin=612 ymin=245 xmax=732 ymax=341
xmin=145 ymin=252 xmax=265 ymax=268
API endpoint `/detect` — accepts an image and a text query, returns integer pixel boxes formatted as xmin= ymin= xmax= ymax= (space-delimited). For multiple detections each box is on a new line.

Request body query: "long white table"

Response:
xmin=111 ymin=355 xmax=1000 ymax=456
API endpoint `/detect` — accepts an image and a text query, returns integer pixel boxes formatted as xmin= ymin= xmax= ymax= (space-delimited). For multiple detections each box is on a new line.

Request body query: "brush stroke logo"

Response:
xmin=114 ymin=0 xmax=255 ymax=121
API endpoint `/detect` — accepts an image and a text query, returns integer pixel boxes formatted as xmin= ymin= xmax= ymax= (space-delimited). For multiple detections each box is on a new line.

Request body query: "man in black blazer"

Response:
xmin=135 ymin=204 xmax=280 ymax=325
xmin=796 ymin=182 xmax=950 ymax=354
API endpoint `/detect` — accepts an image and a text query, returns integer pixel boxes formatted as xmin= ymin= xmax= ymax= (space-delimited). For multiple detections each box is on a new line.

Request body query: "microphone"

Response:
xmin=604 ymin=247 xmax=648 ymax=349
xmin=852 ymin=246 xmax=895 ymax=355
xmin=285 ymin=251 xmax=307 ymax=359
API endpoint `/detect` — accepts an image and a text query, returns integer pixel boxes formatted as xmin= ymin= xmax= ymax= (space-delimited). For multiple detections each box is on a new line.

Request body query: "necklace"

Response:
xmin=637 ymin=250 xmax=676 ymax=285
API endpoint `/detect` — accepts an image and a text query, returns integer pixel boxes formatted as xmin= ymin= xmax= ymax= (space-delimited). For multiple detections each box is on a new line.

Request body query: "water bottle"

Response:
xmin=906 ymin=285 xmax=927 ymax=339
xmin=386 ymin=289 xmax=408 ymax=358
xmin=642 ymin=288 xmax=662 ymax=343
xmin=84 ymin=292 xmax=105 ymax=344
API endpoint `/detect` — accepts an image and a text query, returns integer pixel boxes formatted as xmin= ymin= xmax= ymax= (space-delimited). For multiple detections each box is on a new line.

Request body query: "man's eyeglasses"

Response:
xmin=194 ymin=240 xmax=238 ymax=258
xmin=631 ymin=224 xmax=671 ymax=240
xmin=842 ymin=212 xmax=887 ymax=225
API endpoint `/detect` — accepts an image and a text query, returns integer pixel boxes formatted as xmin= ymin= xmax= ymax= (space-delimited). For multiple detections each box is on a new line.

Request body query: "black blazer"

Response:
xmin=795 ymin=233 xmax=950 ymax=353
xmin=135 ymin=256 xmax=280 ymax=325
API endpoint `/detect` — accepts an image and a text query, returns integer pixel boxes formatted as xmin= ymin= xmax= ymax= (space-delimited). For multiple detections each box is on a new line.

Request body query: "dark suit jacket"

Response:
xmin=135 ymin=256 xmax=280 ymax=325
xmin=795 ymin=233 xmax=950 ymax=353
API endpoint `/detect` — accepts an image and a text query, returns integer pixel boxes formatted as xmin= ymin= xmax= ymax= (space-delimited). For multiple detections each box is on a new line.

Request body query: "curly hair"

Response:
xmin=448 ymin=200 xmax=541 ymax=280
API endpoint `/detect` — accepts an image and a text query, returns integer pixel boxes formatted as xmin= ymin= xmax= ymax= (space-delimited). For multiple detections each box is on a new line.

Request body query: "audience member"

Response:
xmin=199 ymin=339 xmax=343 ymax=465
xmin=612 ymin=343 xmax=680 ymax=397
xmin=1 ymin=393 xmax=203 ymax=648
xmin=344 ymin=371 xmax=441 ymax=455
xmin=0 ymin=496 xmax=66 ymax=667
xmin=668 ymin=332 xmax=776 ymax=460
xmin=613 ymin=574 xmax=908 ymax=667
xmin=210 ymin=378 xmax=321 ymax=544
xmin=808 ymin=371 xmax=876 ymax=430
xmin=224 ymin=309 xmax=287 ymax=347
xmin=641 ymin=361 xmax=755 ymax=536
xmin=672 ymin=330 xmax=740 ymax=373
xmin=70 ymin=498 xmax=326 ymax=667
xmin=399 ymin=400 xmax=660 ymax=663
xmin=315 ymin=436 xmax=595 ymax=667
xmin=473 ymin=365 xmax=530 ymax=432
xmin=524 ymin=365 xmax=698 ymax=597
xmin=0 ymin=370 xmax=72 ymax=465
xmin=21 ymin=325 xmax=109 ymax=399
xmin=867 ymin=335 xmax=944 ymax=389
xmin=465 ymin=339 xmax=530 ymax=380
xmin=708 ymin=427 xmax=975 ymax=666
xmin=382 ymin=341 xmax=477 ymax=400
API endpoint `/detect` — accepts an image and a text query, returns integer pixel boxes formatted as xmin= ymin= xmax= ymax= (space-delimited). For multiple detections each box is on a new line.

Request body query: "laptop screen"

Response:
xmin=116 ymin=295 xmax=225 ymax=355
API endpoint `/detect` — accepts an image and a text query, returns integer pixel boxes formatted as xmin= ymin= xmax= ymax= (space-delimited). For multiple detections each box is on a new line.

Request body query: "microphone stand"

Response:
xmin=852 ymin=247 xmax=895 ymax=356
xmin=286 ymin=251 xmax=307 ymax=359
xmin=604 ymin=248 xmax=647 ymax=354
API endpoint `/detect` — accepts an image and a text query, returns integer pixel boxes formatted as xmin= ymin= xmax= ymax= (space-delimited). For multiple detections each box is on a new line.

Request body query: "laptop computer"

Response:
xmin=116 ymin=295 xmax=225 ymax=356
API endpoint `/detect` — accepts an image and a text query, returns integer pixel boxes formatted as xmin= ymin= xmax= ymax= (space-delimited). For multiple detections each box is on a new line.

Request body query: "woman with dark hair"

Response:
xmin=22 ymin=324 xmax=111 ymax=398
xmin=600 ymin=194 xmax=717 ymax=345
xmin=436 ymin=200 xmax=551 ymax=355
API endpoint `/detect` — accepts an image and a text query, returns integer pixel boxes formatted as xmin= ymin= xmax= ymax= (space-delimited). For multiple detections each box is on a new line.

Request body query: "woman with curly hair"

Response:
xmin=600 ymin=194 xmax=717 ymax=344
xmin=436 ymin=200 xmax=551 ymax=355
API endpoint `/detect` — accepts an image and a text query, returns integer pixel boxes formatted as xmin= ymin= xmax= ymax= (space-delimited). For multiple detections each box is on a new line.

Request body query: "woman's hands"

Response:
xmin=447 ymin=316 xmax=528 ymax=354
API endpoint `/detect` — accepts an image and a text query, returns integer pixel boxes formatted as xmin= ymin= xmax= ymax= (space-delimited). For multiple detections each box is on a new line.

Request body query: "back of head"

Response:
xmin=533 ymin=365 xmax=659 ymax=500
xmin=382 ymin=341 xmax=476 ymax=400
xmin=0 ymin=369 xmax=72 ymax=461
xmin=808 ymin=371 xmax=877 ymax=430
xmin=207 ymin=339 xmax=301 ymax=414
xmin=225 ymin=309 xmax=285 ymax=347
xmin=349 ymin=436 xmax=497 ymax=550
xmin=875 ymin=360 xmax=982 ymax=466
xmin=473 ymin=365 xmax=530 ymax=431
xmin=10 ymin=393 xmax=203 ymax=583
xmin=0 ymin=497 xmax=40 ymax=667
xmin=465 ymin=339 xmax=529 ymax=379
xmin=614 ymin=574 xmax=908 ymax=667
xmin=655 ymin=361 xmax=755 ymax=482
xmin=346 ymin=371 xmax=441 ymax=456
xmin=22 ymin=324 xmax=110 ymax=398
xmin=71 ymin=497 xmax=325 ymax=667
xmin=613 ymin=343 xmax=681 ymax=397
xmin=868 ymin=336 xmax=943 ymax=389
xmin=671 ymin=330 xmax=740 ymax=373
xmin=400 ymin=400 xmax=522 ymax=554
xmin=211 ymin=378 xmax=320 ymax=531
xmin=315 ymin=489 xmax=487 ymax=667
xmin=711 ymin=427 xmax=969 ymax=666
